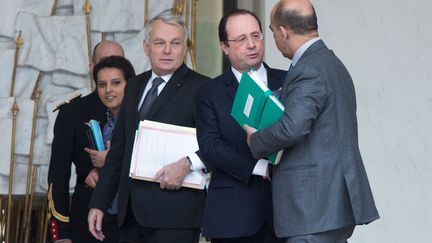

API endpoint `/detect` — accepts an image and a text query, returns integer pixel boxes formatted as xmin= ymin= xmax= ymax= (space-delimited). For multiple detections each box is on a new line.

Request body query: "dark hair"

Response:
xmin=92 ymin=56 xmax=136 ymax=83
xmin=218 ymin=9 xmax=262 ymax=45
xmin=273 ymin=4 xmax=318 ymax=34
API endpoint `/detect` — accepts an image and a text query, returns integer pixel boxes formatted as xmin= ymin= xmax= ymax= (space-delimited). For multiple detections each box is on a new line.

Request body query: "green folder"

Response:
xmin=258 ymin=95 xmax=285 ymax=165
xmin=257 ymin=95 xmax=284 ymax=129
xmin=231 ymin=72 xmax=285 ymax=165
xmin=231 ymin=72 xmax=272 ymax=128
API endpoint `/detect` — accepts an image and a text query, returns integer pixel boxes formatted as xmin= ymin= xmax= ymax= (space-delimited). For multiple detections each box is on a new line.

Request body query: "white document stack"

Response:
xmin=129 ymin=120 xmax=207 ymax=190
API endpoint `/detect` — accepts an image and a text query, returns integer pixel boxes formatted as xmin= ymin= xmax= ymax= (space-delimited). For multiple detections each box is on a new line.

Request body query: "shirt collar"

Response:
xmin=231 ymin=63 xmax=268 ymax=86
xmin=150 ymin=71 xmax=173 ymax=83
xmin=291 ymin=37 xmax=321 ymax=66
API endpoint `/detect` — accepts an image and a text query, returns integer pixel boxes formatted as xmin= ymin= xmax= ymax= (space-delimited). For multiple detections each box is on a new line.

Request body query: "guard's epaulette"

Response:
xmin=52 ymin=93 xmax=82 ymax=112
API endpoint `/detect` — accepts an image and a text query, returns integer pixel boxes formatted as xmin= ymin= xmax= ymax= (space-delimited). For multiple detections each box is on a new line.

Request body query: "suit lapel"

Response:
xmin=264 ymin=62 xmax=282 ymax=91
xmin=146 ymin=64 xmax=188 ymax=119
xmin=224 ymin=71 xmax=238 ymax=100
xmin=133 ymin=71 xmax=152 ymax=120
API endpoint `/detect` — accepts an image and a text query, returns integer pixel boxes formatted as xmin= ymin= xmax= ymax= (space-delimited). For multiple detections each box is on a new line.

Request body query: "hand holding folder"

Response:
xmin=231 ymin=72 xmax=284 ymax=165
xmin=129 ymin=120 xmax=207 ymax=190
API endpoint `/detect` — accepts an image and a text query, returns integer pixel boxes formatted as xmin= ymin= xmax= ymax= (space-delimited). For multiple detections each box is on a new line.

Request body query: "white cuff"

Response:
xmin=252 ymin=159 xmax=268 ymax=176
xmin=188 ymin=152 xmax=206 ymax=171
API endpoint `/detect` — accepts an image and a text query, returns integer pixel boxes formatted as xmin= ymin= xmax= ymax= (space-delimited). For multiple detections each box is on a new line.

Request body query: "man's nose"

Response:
xmin=246 ymin=37 xmax=256 ymax=49
xmin=163 ymin=43 xmax=172 ymax=53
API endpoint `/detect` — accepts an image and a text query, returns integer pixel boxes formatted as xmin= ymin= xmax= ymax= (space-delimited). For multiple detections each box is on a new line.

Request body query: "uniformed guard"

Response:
xmin=48 ymin=90 xmax=107 ymax=242
xmin=47 ymin=40 xmax=124 ymax=243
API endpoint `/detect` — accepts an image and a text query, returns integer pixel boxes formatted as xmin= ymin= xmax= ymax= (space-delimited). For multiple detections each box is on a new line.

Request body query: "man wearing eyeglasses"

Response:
xmin=195 ymin=9 xmax=286 ymax=243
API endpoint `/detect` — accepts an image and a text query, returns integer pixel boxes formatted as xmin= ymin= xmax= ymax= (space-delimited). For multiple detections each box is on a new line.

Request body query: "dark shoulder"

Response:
xmin=122 ymin=70 xmax=151 ymax=97
xmin=184 ymin=66 xmax=211 ymax=83
xmin=197 ymin=71 xmax=232 ymax=99
xmin=128 ymin=70 xmax=151 ymax=83
xmin=269 ymin=67 xmax=287 ymax=78
xmin=264 ymin=63 xmax=287 ymax=79
xmin=58 ymin=92 xmax=104 ymax=117
xmin=202 ymin=71 xmax=231 ymax=89
xmin=68 ymin=92 xmax=102 ymax=110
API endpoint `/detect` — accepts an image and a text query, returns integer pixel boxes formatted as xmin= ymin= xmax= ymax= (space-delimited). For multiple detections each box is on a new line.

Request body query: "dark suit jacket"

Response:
xmin=89 ymin=64 xmax=210 ymax=229
xmin=48 ymin=91 xmax=107 ymax=241
xmin=196 ymin=64 xmax=286 ymax=238
xmin=250 ymin=40 xmax=380 ymax=237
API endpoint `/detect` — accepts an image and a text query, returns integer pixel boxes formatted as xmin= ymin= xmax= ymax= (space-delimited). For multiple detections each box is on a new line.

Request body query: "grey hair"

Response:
xmin=144 ymin=9 xmax=189 ymax=45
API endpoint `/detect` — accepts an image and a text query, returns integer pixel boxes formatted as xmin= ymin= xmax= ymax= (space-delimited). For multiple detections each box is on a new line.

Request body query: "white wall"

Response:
xmin=264 ymin=0 xmax=432 ymax=242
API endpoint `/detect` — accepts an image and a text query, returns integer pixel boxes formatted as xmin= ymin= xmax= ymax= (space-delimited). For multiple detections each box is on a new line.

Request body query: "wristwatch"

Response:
xmin=186 ymin=156 xmax=192 ymax=170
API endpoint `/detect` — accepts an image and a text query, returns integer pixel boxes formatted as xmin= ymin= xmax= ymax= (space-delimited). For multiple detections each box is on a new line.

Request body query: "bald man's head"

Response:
xmin=272 ymin=0 xmax=318 ymax=35
xmin=92 ymin=40 xmax=124 ymax=64
xmin=89 ymin=41 xmax=125 ymax=84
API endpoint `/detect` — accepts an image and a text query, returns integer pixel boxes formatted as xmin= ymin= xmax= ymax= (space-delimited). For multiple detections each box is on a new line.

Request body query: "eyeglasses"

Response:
xmin=226 ymin=32 xmax=264 ymax=46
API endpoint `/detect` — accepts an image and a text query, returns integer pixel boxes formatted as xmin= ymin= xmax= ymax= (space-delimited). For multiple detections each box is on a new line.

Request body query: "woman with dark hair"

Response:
xmin=84 ymin=55 xmax=135 ymax=243
xmin=92 ymin=55 xmax=136 ymax=117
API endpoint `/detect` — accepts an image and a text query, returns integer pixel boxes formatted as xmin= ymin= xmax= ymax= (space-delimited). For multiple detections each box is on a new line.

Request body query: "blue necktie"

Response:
xmin=139 ymin=77 xmax=164 ymax=120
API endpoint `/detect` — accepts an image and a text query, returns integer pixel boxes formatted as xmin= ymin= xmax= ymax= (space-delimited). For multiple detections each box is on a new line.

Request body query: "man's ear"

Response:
xmin=89 ymin=63 xmax=95 ymax=74
xmin=279 ymin=25 xmax=290 ymax=40
xmin=220 ymin=41 xmax=229 ymax=56
xmin=143 ymin=40 xmax=149 ymax=56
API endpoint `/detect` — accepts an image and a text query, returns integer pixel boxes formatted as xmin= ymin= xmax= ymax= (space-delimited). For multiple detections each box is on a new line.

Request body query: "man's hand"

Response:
xmin=243 ymin=124 xmax=257 ymax=146
xmin=88 ymin=208 xmax=105 ymax=241
xmin=85 ymin=168 xmax=99 ymax=188
xmin=84 ymin=141 xmax=110 ymax=167
xmin=154 ymin=157 xmax=190 ymax=190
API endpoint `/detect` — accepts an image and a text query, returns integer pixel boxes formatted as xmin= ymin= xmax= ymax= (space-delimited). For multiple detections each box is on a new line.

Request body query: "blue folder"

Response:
xmin=87 ymin=119 xmax=105 ymax=151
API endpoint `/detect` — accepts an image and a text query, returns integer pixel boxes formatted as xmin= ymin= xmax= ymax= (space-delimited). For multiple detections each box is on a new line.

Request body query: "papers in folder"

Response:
xmin=129 ymin=120 xmax=207 ymax=190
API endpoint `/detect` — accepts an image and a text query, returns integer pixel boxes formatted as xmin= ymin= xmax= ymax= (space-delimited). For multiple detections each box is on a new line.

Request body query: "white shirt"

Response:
xmin=231 ymin=64 xmax=268 ymax=87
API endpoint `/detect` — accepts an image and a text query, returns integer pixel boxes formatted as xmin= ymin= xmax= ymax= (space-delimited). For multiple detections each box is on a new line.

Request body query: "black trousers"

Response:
xmin=70 ymin=184 xmax=121 ymax=243
xmin=211 ymin=222 xmax=283 ymax=243
xmin=102 ymin=213 xmax=122 ymax=243
xmin=119 ymin=206 xmax=200 ymax=243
